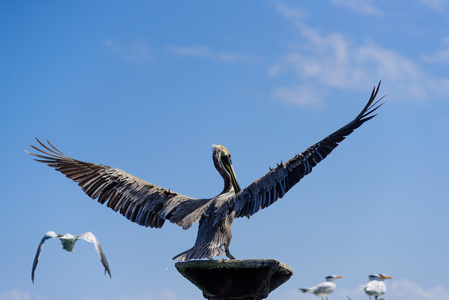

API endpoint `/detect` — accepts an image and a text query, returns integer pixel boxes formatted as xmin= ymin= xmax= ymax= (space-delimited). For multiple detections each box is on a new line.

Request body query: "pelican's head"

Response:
xmin=325 ymin=275 xmax=343 ymax=282
xmin=212 ymin=144 xmax=241 ymax=193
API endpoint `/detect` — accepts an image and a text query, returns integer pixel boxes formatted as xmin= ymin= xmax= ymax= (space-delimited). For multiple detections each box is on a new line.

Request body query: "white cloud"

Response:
xmin=117 ymin=291 xmax=180 ymax=300
xmin=0 ymin=290 xmax=182 ymax=300
xmin=271 ymin=3 xmax=449 ymax=106
xmin=159 ymin=290 xmax=178 ymax=300
xmin=333 ymin=279 xmax=449 ymax=300
xmin=104 ymin=38 xmax=152 ymax=62
xmin=168 ymin=45 xmax=263 ymax=63
xmin=331 ymin=0 xmax=382 ymax=15
xmin=272 ymin=84 xmax=324 ymax=107
xmin=215 ymin=53 xmax=262 ymax=63
xmin=0 ymin=290 xmax=30 ymax=300
xmin=423 ymin=37 xmax=449 ymax=63
xmin=270 ymin=289 xmax=302 ymax=300
xmin=389 ymin=279 xmax=449 ymax=300
xmin=419 ymin=0 xmax=449 ymax=12
xmin=168 ymin=45 xmax=211 ymax=57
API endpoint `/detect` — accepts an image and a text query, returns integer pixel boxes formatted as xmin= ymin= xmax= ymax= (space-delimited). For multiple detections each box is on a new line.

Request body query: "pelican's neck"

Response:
xmin=212 ymin=145 xmax=240 ymax=194
xmin=213 ymin=147 xmax=236 ymax=195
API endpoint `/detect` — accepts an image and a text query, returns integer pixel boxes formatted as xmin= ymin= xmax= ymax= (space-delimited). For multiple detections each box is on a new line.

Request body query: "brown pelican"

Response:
xmin=31 ymin=231 xmax=111 ymax=283
xmin=27 ymin=82 xmax=383 ymax=261
xmin=362 ymin=274 xmax=393 ymax=300
xmin=299 ymin=275 xmax=343 ymax=300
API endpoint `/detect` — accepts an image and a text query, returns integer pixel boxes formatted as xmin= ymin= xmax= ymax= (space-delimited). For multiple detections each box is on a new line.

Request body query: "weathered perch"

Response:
xmin=175 ymin=259 xmax=293 ymax=300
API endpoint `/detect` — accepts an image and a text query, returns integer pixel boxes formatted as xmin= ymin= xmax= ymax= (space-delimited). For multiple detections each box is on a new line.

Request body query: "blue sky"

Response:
xmin=1 ymin=1 xmax=449 ymax=299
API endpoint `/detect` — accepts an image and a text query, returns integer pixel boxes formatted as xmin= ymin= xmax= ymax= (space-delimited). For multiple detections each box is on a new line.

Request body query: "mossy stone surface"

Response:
xmin=175 ymin=259 xmax=293 ymax=299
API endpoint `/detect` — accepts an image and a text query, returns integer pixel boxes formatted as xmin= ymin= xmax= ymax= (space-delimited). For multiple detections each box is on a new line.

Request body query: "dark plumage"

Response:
xmin=28 ymin=82 xmax=384 ymax=261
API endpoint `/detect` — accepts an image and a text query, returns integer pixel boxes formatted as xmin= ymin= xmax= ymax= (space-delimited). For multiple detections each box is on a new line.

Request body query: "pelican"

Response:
xmin=31 ymin=231 xmax=111 ymax=283
xmin=27 ymin=82 xmax=383 ymax=261
xmin=362 ymin=274 xmax=393 ymax=300
xmin=299 ymin=275 xmax=343 ymax=300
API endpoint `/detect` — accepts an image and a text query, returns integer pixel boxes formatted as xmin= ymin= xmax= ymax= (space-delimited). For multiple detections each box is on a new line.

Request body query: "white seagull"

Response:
xmin=299 ymin=275 xmax=343 ymax=300
xmin=31 ymin=231 xmax=111 ymax=283
xmin=362 ymin=273 xmax=393 ymax=300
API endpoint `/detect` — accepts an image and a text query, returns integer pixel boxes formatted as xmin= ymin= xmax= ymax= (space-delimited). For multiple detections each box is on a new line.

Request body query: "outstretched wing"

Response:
xmin=231 ymin=82 xmax=384 ymax=218
xmin=27 ymin=140 xmax=211 ymax=230
xmin=31 ymin=231 xmax=58 ymax=283
xmin=79 ymin=232 xmax=112 ymax=278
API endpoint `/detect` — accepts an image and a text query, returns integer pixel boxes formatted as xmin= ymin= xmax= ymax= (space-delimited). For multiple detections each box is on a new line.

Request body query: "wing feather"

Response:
xmin=79 ymin=232 xmax=112 ymax=278
xmin=31 ymin=231 xmax=58 ymax=283
xmin=27 ymin=140 xmax=210 ymax=229
xmin=231 ymin=82 xmax=384 ymax=218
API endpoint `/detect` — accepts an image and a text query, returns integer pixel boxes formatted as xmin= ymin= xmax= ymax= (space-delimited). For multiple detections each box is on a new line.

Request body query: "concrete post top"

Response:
xmin=175 ymin=259 xmax=293 ymax=300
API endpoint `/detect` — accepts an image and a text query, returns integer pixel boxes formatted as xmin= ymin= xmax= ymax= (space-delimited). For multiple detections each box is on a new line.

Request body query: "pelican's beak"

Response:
xmin=222 ymin=155 xmax=241 ymax=193
xmin=228 ymin=164 xmax=241 ymax=193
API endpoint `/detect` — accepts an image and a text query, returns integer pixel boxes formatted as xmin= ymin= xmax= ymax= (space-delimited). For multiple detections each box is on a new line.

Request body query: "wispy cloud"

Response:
xmin=423 ymin=37 xmax=449 ymax=63
xmin=419 ymin=0 xmax=449 ymax=12
xmin=0 ymin=289 xmax=30 ymax=300
xmin=0 ymin=289 xmax=186 ymax=300
xmin=117 ymin=295 xmax=152 ymax=300
xmin=117 ymin=291 xmax=181 ymax=300
xmin=103 ymin=38 xmax=152 ymax=62
xmin=168 ymin=45 xmax=211 ymax=57
xmin=168 ymin=45 xmax=263 ymax=63
xmin=331 ymin=0 xmax=382 ymax=15
xmin=389 ymin=279 xmax=449 ymax=300
xmin=272 ymin=84 xmax=325 ymax=107
xmin=334 ymin=279 xmax=449 ymax=300
xmin=159 ymin=291 xmax=178 ymax=300
xmin=270 ymin=2 xmax=449 ymax=106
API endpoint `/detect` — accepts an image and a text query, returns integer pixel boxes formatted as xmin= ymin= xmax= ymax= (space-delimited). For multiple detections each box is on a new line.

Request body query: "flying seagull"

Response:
xmin=299 ymin=275 xmax=343 ymax=300
xmin=362 ymin=274 xmax=393 ymax=300
xmin=31 ymin=231 xmax=111 ymax=283
xmin=27 ymin=82 xmax=383 ymax=261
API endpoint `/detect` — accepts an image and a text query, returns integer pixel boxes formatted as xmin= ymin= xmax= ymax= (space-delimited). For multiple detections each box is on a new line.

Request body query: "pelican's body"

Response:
xmin=362 ymin=274 xmax=393 ymax=300
xmin=176 ymin=180 xmax=239 ymax=260
xmin=300 ymin=275 xmax=343 ymax=300
xmin=31 ymin=231 xmax=111 ymax=283
xmin=28 ymin=83 xmax=383 ymax=261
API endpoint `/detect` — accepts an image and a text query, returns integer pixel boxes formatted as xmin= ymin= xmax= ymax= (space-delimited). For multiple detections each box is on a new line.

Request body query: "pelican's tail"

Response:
xmin=299 ymin=288 xmax=312 ymax=293
xmin=172 ymin=246 xmax=226 ymax=261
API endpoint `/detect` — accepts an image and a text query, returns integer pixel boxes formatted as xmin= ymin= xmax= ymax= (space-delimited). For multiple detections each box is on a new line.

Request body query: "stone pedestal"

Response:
xmin=175 ymin=259 xmax=293 ymax=300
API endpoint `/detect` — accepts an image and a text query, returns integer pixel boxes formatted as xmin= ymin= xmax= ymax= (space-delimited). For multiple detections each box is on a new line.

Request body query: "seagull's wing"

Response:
xmin=31 ymin=231 xmax=59 ymax=283
xmin=27 ymin=140 xmax=212 ymax=230
xmin=230 ymin=82 xmax=384 ymax=218
xmin=374 ymin=281 xmax=387 ymax=294
xmin=299 ymin=287 xmax=314 ymax=293
xmin=314 ymin=282 xmax=335 ymax=295
xmin=79 ymin=232 xmax=111 ymax=278
xmin=364 ymin=280 xmax=381 ymax=295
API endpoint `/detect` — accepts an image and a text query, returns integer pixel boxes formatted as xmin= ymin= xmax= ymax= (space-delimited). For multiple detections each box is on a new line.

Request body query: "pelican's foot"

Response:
xmin=225 ymin=249 xmax=235 ymax=260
